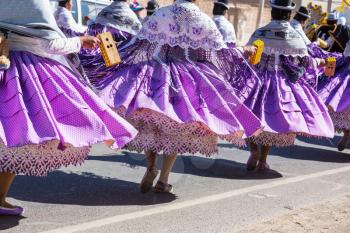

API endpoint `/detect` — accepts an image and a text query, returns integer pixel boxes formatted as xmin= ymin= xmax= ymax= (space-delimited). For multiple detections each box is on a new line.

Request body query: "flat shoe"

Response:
xmin=246 ymin=154 xmax=259 ymax=171
xmin=154 ymin=181 xmax=173 ymax=193
xmin=0 ymin=206 xmax=24 ymax=216
xmin=140 ymin=168 xmax=159 ymax=193
xmin=257 ymin=161 xmax=270 ymax=171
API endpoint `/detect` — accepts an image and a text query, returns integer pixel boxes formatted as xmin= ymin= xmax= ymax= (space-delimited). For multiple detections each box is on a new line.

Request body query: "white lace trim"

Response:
xmin=263 ymin=46 xmax=309 ymax=56
xmin=116 ymin=108 xmax=245 ymax=155
xmin=248 ymin=131 xmax=296 ymax=147
xmin=0 ymin=140 xmax=89 ymax=176
xmin=137 ymin=0 xmax=226 ymax=51
xmin=330 ymin=110 xmax=350 ymax=132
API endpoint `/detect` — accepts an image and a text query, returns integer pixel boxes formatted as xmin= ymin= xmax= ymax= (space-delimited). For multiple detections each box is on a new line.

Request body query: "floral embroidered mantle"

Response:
xmin=137 ymin=0 xmax=227 ymax=51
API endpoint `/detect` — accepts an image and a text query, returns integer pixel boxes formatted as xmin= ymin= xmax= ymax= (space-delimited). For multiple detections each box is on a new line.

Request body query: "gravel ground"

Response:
xmin=239 ymin=194 xmax=350 ymax=233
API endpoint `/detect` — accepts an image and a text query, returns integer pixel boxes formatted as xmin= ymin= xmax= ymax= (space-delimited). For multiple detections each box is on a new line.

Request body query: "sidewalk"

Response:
xmin=239 ymin=194 xmax=350 ymax=233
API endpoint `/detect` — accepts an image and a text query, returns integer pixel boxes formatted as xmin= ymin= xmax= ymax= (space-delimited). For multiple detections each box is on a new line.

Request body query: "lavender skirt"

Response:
xmin=0 ymin=51 xmax=137 ymax=176
xmin=307 ymin=43 xmax=341 ymax=59
xmin=318 ymin=57 xmax=350 ymax=132
xmin=241 ymin=60 xmax=334 ymax=147
xmin=97 ymin=45 xmax=262 ymax=155
xmin=79 ymin=23 xmax=133 ymax=81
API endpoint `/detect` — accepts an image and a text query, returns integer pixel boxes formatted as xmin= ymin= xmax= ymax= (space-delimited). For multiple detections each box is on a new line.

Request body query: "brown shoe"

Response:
xmin=140 ymin=168 xmax=159 ymax=193
xmin=154 ymin=181 xmax=173 ymax=193
xmin=338 ymin=137 xmax=350 ymax=151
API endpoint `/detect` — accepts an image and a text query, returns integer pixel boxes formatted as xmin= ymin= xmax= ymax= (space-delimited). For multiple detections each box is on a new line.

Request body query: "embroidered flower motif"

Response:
xmin=192 ymin=26 xmax=203 ymax=35
xmin=169 ymin=23 xmax=180 ymax=33
xmin=180 ymin=35 xmax=189 ymax=44
xmin=169 ymin=37 xmax=177 ymax=46
xmin=148 ymin=20 xmax=158 ymax=31
xmin=148 ymin=33 xmax=157 ymax=41
xmin=171 ymin=5 xmax=183 ymax=15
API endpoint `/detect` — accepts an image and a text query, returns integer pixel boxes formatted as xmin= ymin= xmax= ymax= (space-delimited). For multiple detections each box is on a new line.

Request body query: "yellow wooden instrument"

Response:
xmin=98 ymin=32 xmax=121 ymax=68
xmin=249 ymin=40 xmax=264 ymax=65
xmin=317 ymin=38 xmax=328 ymax=49
xmin=325 ymin=57 xmax=336 ymax=77
xmin=0 ymin=35 xmax=10 ymax=70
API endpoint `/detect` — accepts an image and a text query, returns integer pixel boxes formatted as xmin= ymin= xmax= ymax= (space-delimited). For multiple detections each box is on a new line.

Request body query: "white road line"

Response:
xmin=41 ymin=165 xmax=350 ymax=233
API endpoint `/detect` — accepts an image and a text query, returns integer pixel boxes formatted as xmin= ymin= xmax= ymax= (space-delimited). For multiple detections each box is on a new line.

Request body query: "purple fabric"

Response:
xmin=97 ymin=39 xmax=262 ymax=154
xmin=318 ymin=57 xmax=350 ymax=113
xmin=0 ymin=51 xmax=137 ymax=148
xmin=240 ymin=54 xmax=334 ymax=138
xmin=79 ymin=23 xmax=133 ymax=81
xmin=216 ymin=47 xmax=262 ymax=110
xmin=307 ymin=43 xmax=341 ymax=59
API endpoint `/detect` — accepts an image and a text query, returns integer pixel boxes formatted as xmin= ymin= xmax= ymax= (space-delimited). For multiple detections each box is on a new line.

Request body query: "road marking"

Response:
xmin=41 ymin=165 xmax=350 ymax=233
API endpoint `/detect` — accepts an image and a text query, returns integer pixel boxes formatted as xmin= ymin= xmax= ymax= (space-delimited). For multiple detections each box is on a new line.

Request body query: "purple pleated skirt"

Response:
xmin=97 ymin=42 xmax=262 ymax=155
xmin=318 ymin=57 xmax=350 ymax=132
xmin=307 ymin=43 xmax=341 ymax=59
xmin=242 ymin=60 xmax=334 ymax=147
xmin=0 ymin=51 xmax=137 ymax=176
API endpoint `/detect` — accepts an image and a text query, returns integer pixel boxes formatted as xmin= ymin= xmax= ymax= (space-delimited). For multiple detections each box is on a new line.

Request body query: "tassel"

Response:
xmin=0 ymin=35 xmax=10 ymax=70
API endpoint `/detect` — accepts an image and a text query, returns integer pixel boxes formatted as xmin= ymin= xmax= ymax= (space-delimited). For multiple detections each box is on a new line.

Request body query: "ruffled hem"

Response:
xmin=330 ymin=110 xmax=350 ymax=132
xmin=0 ymin=140 xmax=89 ymax=176
xmin=247 ymin=131 xmax=296 ymax=147
xmin=117 ymin=107 xmax=247 ymax=155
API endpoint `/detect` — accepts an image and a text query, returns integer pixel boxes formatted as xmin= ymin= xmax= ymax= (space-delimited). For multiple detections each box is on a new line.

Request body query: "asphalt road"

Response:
xmin=2 ymin=135 xmax=350 ymax=233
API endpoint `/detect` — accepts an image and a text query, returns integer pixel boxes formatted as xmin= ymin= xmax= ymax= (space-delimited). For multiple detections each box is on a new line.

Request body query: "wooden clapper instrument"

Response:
xmin=250 ymin=39 xmax=264 ymax=65
xmin=325 ymin=57 xmax=336 ymax=77
xmin=98 ymin=32 xmax=121 ymax=67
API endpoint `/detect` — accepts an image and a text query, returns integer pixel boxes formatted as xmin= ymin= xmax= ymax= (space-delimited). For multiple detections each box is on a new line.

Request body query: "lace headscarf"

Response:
xmin=0 ymin=0 xmax=64 ymax=40
xmin=94 ymin=1 xmax=142 ymax=35
xmin=249 ymin=20 xmax=308 ymax=56
xmin=137 ymin=0 xmax=227 ymax=51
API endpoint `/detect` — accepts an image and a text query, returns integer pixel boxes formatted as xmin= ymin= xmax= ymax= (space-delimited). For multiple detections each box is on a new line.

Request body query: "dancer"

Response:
xmin=54 ymin=0 xmax=87 ymax=37
xmin=213 ymin=0 xmax=236 ymax=47
xmin=79 ymin=0 xmax=142 ymax=80
xmin=245 ymin=0 xmax=334 ymax=171
xmin=318 ymin=30 xmax=350 ymax=151
xmin=143 ymin=0 xmax=160 ymax=23
xmin=97 ymin=0 xmax=262 ymax=193
xmin=130 ymin=0 xmax=145 ymax=21
xmin=0 ymin=0 xmax=137 ymax=216
xmin=316 ymin=13 xmax=349 ymax=53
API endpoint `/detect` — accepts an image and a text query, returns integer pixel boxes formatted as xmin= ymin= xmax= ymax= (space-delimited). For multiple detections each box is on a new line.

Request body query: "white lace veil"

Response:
xmin=0 ymin=0 xmax=64 ymax=40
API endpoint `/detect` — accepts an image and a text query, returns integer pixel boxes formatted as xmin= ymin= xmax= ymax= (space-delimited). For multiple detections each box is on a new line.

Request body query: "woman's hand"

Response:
xmin=80 ymin=36 xmax=100 ymax=49
xmin=242 ymin=46 xmax=257 ymax=58
xmin=316 ymin=58 xmax=326 ymax=67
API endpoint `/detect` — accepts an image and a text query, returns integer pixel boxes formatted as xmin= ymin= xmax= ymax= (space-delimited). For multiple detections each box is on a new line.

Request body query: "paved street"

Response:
xmin=2 ymin=135 xmax=350 ymax=233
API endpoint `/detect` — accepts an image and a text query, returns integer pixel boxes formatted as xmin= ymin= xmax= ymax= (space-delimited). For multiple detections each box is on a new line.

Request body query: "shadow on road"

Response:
xmin=8 ymin=171 xmax=176 ymax=206
xmin=269 ymin=144 xmax=350 ymax=163
xmin=0 ymin=216 xmax=25 ymax=231
xmin=88 ymin=152 xmax=283 ymax=180
xmin=297 ymin=135 xmax=343 ymax=149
